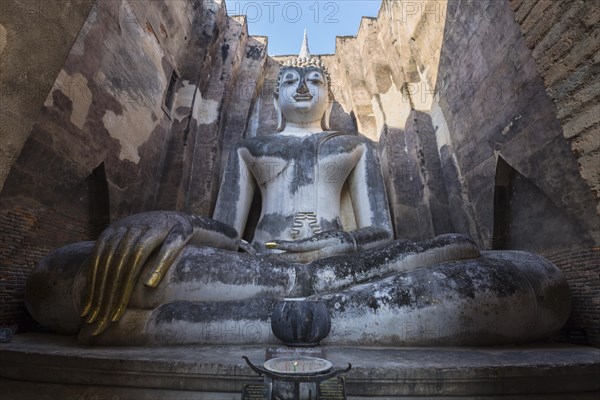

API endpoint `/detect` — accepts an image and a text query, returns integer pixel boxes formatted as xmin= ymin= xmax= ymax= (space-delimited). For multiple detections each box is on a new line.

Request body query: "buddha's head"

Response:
xmin=274 ymin=33 xmax=332 ymax=131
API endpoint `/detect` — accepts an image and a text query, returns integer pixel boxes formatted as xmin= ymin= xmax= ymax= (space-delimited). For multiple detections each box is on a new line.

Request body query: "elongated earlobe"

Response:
xmin=321 ymin=97 xmax=333 ymax=131
xmin=274 ymin=97 xmax=285 ymax=132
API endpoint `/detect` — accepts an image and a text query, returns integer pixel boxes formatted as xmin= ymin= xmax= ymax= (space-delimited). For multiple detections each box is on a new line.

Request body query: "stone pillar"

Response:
xmin=216 ymin=35 xmax=268 ymax=182
xmin=186 ymin=14 xmax=248 ymax=216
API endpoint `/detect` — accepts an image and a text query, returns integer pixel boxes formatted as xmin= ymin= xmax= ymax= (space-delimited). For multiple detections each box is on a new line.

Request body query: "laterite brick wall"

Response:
xmin=510 ymin=0 xmax=600 ymax=347
xmin=0 ymin=206 xmax=93 ymax=326
xmin=545 ymin=248 xmax=600 ymax=346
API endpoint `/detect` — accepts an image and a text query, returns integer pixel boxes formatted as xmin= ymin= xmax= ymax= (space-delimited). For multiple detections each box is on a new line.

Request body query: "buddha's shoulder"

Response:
xmin=232 ymin=134 xmax=298 ymax=158
xmin=323 ymin=131 xmax=376 ymax=150
xmin=233 ymin=131 xmax=373 ymax=152
xmin=334 ymin=132 xmax=373 ymax=145
xmin=233 ymin=134 xmax=295 ymax=152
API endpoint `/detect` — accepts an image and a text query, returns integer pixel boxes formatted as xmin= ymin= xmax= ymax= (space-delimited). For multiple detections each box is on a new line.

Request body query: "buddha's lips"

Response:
xmin=293 ymin=94 xmax=313 ymax=101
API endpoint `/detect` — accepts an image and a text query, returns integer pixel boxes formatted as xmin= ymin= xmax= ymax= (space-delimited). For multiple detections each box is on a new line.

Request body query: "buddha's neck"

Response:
xmin=280 ymin=122 xmax=323 ymax=137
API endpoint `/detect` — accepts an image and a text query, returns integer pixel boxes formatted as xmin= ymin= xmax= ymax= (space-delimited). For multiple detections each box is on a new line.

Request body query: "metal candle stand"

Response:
xmin=243 ymin=356 xmax=351 ymax=400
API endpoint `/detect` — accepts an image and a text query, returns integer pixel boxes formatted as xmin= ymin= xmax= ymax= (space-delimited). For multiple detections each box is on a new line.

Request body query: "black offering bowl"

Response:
xmin=271 ymin=298 xmax=331 ymax=346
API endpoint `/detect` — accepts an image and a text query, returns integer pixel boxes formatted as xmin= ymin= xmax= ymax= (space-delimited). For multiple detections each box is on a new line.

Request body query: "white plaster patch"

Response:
xmin=371 ymin=96 xmax=386 ymax=140
xmin=430 ymin=101 xmax=452 ymax=152
xmin=193 ymin=90 xmax=220 ymax=125
xmin=44 ymin=70 xmax=93 ymax=130
xmin=44 ymin=90 xmax=55 ymax=108
xmin=372 ymin=80 xmax=412 ymax=135
xmin=413 ymin=65 xmax=437 ymax=111
xmin=70 ymin=73 xmax=93 ymax=129
xmin=0 ymin=24 xmax=7 ymax=55
xmin=384 ymin=82 xmax=412 ymax=129
xmin=173 ymin=80 xmax=196 ymax=121
xmin=102 ymin=104 xmax=157 ymax=163
xmin=501 ymin=115 xmax=522 ymax=135
xmin=247 ymin=97 xmax=261 ymax=138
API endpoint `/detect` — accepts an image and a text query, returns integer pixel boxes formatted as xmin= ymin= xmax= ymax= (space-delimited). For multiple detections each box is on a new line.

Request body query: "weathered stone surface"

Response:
xmin=333 ymin=35 xmax=378 ymax=140
xmin=248 ymin=56 xmax=281 ymax=137
xmin=186 ymin=11 xmax=248 ymax=216
xmin=300 ymin=0 xmax=597 ymax=257
xmin=0 ymin=0 xmax=94 ymax=190
xmin=379 ymin=126 xmax=422 ymax=239
xmin=155 ymin=1 xmax=228 ymax=211
xmin=500 ymin=163 xmax=594 ymax=252
xmin=0 ymin=0 xmax=221 ymax=328
xmin=217 ymin=35 xmax=268 ymax=182
xmin=3 ymin=0 xmax=197 ymax=218
xmin=1 ymin=333 xmax=599 ymax=398
xmin=1 ymin=0 xmax=598 ymax=348
xmin=26 ymin=233 xmax=569 ymax=347
xmin=510 ymin=0 xmax=600 ymax=217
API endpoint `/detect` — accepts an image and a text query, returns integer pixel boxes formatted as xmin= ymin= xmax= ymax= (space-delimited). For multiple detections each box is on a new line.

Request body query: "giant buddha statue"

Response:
xmin=26 ymin=38 xmax=570 ymax=346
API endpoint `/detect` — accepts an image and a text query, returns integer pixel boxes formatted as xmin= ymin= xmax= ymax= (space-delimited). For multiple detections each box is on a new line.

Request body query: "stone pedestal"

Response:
xmin=1 ymin=333 xmax=598 ymax=399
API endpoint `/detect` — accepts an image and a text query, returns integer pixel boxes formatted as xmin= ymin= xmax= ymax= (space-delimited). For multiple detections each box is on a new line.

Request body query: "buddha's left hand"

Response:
xmin=270 ymin=230 xmax=356 ymax=263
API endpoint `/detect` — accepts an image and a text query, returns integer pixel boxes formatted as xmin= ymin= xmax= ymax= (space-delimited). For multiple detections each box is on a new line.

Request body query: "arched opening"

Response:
xmin=492 ymin=157 xmax=592 ymax=252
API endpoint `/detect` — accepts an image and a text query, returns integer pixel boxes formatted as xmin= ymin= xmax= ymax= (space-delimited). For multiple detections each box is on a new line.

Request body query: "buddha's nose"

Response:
xmin=296 ymin=80 xmax=309 ymax=95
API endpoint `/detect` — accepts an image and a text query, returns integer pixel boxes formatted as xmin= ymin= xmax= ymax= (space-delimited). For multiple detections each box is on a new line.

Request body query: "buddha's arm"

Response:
xmin=345 ymin=140 xmax=394 ymax=248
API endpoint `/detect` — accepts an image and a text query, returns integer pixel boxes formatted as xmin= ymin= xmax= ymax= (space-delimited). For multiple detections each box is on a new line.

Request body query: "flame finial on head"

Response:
xmin=299 ymin=28 xmax=310 ymax=59
xmin=279 ymin=31 xmax=329 ymax=78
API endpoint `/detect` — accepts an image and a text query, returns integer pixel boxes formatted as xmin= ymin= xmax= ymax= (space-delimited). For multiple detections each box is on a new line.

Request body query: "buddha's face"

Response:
xmin=277 ymin=66 xmax=330 ymax=125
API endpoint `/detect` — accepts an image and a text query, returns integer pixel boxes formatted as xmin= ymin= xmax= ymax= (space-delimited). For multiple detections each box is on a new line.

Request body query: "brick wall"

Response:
xmin=545 ymin=248 xmax=600 ymax=347
xmin=510 ymin=0 xmax=600 ymax=348
xmin=509 ymin=0 xmax=600 ymax=215
xmin=0 ymin=205 xmax=93 ymax=328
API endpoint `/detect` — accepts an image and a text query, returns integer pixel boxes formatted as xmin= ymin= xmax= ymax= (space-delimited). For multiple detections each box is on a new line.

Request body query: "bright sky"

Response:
xmin=226 ymin=0 xmax=383 ymax=55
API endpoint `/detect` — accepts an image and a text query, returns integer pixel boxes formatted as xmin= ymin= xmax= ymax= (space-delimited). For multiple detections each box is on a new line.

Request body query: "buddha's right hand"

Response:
xmin=79 ymin=211 xmax=238 ymax=336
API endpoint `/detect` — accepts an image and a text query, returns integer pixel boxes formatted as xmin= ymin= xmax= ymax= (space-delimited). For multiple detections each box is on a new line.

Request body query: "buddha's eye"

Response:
xmin=284 ymin=79 xmax=298 ymax=85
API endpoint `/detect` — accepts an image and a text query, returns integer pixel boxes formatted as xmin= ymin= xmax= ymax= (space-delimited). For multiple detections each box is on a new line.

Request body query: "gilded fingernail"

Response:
xmin=265 ymin=242 xmax=278 ymax=249
xmin=80 ymin=302 xmax=92 ymax=317
xmin=86 ymin=308 xmax=99 ymax=323
xmin=111 ymin=307 xmax=124 ymax=322
xmin=92 ymin=320 xmax=108 ymax=336
xmin=145 ymin=271 xmax=161 ymax=288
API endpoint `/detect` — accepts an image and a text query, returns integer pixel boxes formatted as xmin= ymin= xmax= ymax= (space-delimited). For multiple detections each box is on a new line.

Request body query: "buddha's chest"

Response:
xmin=241 ymin=134 xmax=363 ymax=188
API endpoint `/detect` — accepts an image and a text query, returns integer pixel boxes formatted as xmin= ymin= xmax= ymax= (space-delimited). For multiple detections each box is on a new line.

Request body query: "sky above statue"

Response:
xmin=226 ymin=0 xmax=382 ymax=55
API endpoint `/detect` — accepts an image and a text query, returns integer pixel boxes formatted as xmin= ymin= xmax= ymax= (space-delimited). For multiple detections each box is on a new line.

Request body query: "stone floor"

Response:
xmin=1 ymin=333 xmax=599 ymax=399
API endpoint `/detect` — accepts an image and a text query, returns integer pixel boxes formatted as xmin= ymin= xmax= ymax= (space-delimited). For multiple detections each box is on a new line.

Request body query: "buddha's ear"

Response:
xmin=273 ymin=96 xmax=285 ymax=132
xmin=321 ymin=96 xmax=333 ymax=131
